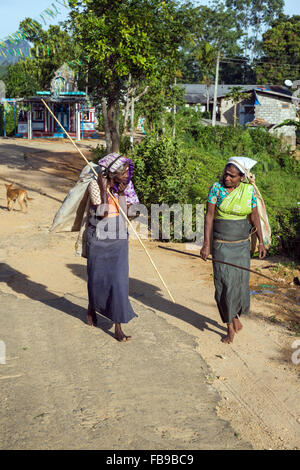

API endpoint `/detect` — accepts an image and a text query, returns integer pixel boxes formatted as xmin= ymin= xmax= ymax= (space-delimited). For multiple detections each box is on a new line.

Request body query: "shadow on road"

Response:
xmin=0 ymin=142 xmax=89 ymax=197
xmin=0 ymin=259 xmax=226 ymax=340
xmin=67 ymin=263 xmax=226 ymax=338
xmin=0 ymin=262 xmax=114 ymax=339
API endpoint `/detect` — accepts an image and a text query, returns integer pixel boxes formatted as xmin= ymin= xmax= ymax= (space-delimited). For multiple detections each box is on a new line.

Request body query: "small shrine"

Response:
xmin=16 ymin=64 xmax=96 ymax=140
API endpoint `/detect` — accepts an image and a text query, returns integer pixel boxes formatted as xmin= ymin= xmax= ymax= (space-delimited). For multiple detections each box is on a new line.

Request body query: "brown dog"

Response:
xmin=4 ymin=184 xmax=33 ymax=213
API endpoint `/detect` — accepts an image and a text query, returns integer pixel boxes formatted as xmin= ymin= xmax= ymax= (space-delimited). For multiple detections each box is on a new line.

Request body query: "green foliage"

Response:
xmin=225 ymin=0 xmax=284 ymax=58
xmin=255 ymin=15 xmax=300 ymax=84
xmin=0 ymin=106 xmax=15 ymax=136
xmin=179 ymin=1 xmax=285 ymax=84
xmin=223 ymin=86 xmax=252 ymax=127
xmin=224 ymin=86 xmax=252 ymax=101
xmin=4 ymin=58 xmax=41 ymax=97
xmin=271 ymin=208 xmax=300 ymax=259
xmin=101 ymin=110 xmax=299 ymax=257
xmin=69 ymin=0 xmax=195 ymax=150
xmin=3 ymin=20 xmax=76 ymax=97
xmin=275 ymin=119 xmax=300 ymax=131
xmin=70 ymin=0 xmax=194 ymax=93
xmin=135 ymin=78 xmax=186 ymax=131
xmin=179 ymin=2 xmax=243 ymax=84
xmin=0 ymin=65 xmax=7 ymax=80
xmin=130 ymin=133 xmax=190 ymax=207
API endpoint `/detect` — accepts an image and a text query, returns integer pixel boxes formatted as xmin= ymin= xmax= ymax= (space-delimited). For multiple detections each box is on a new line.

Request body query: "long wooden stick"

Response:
xmin=158 ymin=245 xmax=278 ymax=283
xmin=41 ymin=99 xmax=175 ymax=303
xmin=207 ymin=256 xmax=277 ymax=283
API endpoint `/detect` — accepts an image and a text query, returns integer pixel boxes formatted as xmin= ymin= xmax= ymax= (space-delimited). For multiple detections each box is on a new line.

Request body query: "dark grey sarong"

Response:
xmin=212 ymin=218 xmax=252 ymax=324
xmin=86 ymin=214 xmax=136 ymax=323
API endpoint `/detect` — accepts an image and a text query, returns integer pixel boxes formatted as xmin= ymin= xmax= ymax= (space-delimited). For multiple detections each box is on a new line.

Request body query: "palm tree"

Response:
xmin=195 ymin=42 xmax=217 ymax=113
xmin=224 ymin=86 xmax=251 ymax=127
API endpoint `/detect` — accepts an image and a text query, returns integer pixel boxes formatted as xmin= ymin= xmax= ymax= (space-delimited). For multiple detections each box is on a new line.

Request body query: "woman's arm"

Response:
xmin=200 ymin=202 xmax=215 ymax=261
xmin=88 ymin=174 xmax=109 ymax=218
xmin=250 ymin=206 xmax=267 ymax=259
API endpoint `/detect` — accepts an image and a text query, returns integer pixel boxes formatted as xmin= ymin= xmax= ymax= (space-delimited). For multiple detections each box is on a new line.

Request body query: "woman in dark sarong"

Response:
xmin=200 ymin=157 xmax=267 ymax=343
xmin=86 ymin=153 xmax=139 ymax=342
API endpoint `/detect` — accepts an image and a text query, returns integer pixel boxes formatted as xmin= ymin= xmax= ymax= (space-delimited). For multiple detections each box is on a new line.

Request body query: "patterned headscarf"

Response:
xmin=98 ymin=153 xmax=139 ymax=205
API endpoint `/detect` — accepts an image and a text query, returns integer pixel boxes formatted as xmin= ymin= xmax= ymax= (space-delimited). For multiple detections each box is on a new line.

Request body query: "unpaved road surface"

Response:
xmin=0 ymin=138 xmax=299 ymax=450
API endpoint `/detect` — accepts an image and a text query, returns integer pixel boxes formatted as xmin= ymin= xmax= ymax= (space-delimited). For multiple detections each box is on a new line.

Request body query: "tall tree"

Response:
xmin=5 ymin=59 xmax=40 ymax=97
xmin=194 ymin=42 xmax=217 ymax=111
xmin=179 ymin=2 xmax=243 ymax=84
xmin=3 ymin=19 xmax=77 ymax=97
xmin=254 ymin=15 xmax=300 ymax=84
xmin=225 ymin=0 xmax=284 ymax=59
xmin=223 ymin=86 xmax=251 ymax=126
xmin=135 ymin=75 xmax=186 ymax=131
xmin=68 ymin=0 xmax=196 ymax=152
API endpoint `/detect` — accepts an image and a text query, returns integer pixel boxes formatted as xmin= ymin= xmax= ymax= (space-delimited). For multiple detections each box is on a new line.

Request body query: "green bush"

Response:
xmin=0 ymin=106 xmax=15 ymax=136
xmin=130 ymin=133 xmax=190 ymax=206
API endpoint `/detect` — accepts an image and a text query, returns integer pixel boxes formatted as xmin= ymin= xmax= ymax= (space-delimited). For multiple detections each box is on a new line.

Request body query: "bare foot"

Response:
xmin=232 ymin=316 xmax=243 ymax=333
xmin=222 ymin=324 xmax=235 ymax=344
xmin=114 ymin=323 xmax=131 ymax=342
xmin=115 ymin=333 xmax=132 ymax=342
xmin=87 ymin=308 xmax=97 ymax=327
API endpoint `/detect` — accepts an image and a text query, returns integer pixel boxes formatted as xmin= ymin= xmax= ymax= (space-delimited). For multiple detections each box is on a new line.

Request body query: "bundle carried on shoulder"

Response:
xmin=248 ymin=175 xmax=272 ymax=253
xmin=49 ymin=161 xmax=99 ymax=258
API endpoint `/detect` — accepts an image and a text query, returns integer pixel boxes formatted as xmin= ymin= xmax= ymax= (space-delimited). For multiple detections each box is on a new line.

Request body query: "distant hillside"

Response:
xmin=0 ymin=40 xmax=31 ymax=66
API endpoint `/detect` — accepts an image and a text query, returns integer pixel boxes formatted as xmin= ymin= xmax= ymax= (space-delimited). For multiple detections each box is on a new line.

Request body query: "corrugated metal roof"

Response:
xmin=180 ymin=84 xmax=293 ymax=102
xmin=180 ymin=84 xmax=258 ymax=98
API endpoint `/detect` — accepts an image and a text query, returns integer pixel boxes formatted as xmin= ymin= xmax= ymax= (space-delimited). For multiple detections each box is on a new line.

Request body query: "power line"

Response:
xmin=221 ymin=57 xmax=300 ymax=69
xmin=221 ymin=60 xmax=300 ymax=70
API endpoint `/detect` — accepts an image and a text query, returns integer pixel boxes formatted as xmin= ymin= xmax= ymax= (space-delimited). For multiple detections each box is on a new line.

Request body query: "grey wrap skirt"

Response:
xmin=212 ymin=218 xmax=252 ymax=324
xmin=86 ymin=214 xmax=136 ymax=323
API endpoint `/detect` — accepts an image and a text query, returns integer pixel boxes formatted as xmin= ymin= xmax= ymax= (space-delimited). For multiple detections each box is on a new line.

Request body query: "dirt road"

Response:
xmin=0 ymin=138 xmax=299 ymax=450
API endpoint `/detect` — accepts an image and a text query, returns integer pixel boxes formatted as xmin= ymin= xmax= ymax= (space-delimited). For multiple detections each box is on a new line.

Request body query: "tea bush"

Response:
xmin=0 ymin=107 xmax=15 ymax=136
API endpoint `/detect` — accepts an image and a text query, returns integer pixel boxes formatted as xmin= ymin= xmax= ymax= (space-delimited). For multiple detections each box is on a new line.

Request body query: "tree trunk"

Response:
xmin=101 ymin=96 xmax=112 ymax=153
xmin=85 ymin=68 xmax=89 ymax=96
xmin=123 ymin=97 xmax=131 ymax=136
xmin=130 ymin=96 xmax=134 ymax=147
xmin=107 ymin=97 xmax=120 ymax=153
xmin=206 ymin=84 xmax=210 ymax=112
xmin=123 ymin=84 xmax=149 ymax=138
xmin=244 ymin=9 xmax=250 ymax=58
xmin=123 ymin=74 xmax=133 ymax=137
xmin=115 ymin=101 xmax=120 ymax=145
xmin=233 ymin=103 xmax=237 ymax=127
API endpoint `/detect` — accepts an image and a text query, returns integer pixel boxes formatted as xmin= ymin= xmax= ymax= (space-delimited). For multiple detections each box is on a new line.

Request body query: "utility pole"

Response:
xmin=212 ymin=50 xmax=220 ymax=127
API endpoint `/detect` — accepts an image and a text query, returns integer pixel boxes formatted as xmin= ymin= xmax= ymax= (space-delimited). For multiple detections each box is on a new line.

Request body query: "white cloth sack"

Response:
xmin=229 ymin=157 xmax=272 ymax=250
xmin=50 ymin=162 xmax=99 ymax=233
xmin=50 ymin=162 xmax=99 ymax=257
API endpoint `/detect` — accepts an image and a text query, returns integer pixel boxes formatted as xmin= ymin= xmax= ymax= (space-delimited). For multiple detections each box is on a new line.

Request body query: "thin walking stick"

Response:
xmin=207 ymin=256 xmax=277 ymax=283
xmin=158 ymin=245 xmax=278 ymax=283
xmin=41 ymin=99 xmax=175 ymax=303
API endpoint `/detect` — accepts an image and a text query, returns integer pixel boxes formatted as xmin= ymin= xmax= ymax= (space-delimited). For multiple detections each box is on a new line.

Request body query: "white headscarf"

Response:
xmin=227 ymin=156 xmax=257 ymax=176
